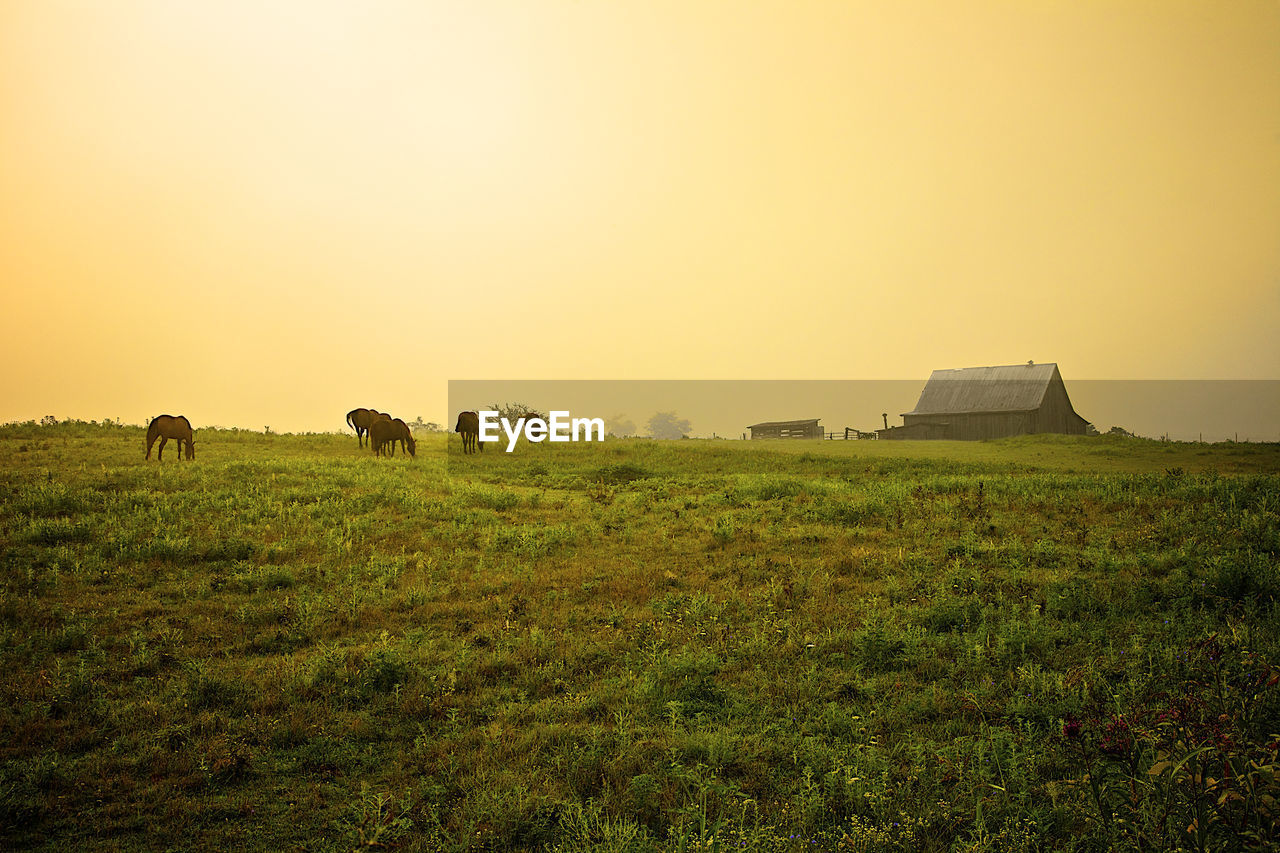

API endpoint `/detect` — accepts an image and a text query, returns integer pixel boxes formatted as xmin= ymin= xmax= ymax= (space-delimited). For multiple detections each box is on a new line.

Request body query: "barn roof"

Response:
xmin=747 ymin=418 xmax=821 ymax=429
xmin=906 ymin=363 xmax=1064 ymax=415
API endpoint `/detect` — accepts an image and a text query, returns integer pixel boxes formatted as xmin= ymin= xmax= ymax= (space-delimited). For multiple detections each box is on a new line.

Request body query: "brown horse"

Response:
xmin=455 ymin=411 xmax=482 ymax=454
xmin=346 ymin=408 xmax=384 ymax=448
xmin=369 ymin=416 xmax=412 ymax=458
xmin=391 ymin=418 xmax=416 ymax=458
xmin=145 ymin=415 xmax=195 ymax=461
xmin=373 ymin=414 xmax=419 ymax=455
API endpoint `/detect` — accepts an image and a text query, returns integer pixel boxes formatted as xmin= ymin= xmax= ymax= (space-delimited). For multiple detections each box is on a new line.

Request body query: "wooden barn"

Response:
xmin=748 ymin=418 xmax=823 ymax=440
xmin=879 ymin=363 xmax=1090 ymax=440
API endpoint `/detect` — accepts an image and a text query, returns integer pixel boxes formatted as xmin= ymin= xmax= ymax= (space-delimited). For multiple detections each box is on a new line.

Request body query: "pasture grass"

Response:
xmin=1 ymin=421 xmax=1278 ymax=851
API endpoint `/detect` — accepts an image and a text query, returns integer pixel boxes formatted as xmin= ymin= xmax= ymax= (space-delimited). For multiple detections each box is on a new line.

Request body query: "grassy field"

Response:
xmin=2 ymin=422 xmax=1278 ymax=852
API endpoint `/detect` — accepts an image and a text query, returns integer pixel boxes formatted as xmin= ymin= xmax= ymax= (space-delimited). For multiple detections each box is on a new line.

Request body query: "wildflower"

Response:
xmin=1063 ymin=713 xmax=1082 ymax=739
xmin=1099 ymin=715 xmax=1132 ymax=755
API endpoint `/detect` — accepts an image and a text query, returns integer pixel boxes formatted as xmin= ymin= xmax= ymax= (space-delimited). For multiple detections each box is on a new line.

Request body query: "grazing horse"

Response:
xmin=346 ymin=408 xmax=383 ymax=448
xmin=375 ymin=417 xmax=416 ymax=458
xmin=455 ymin=411 xmax=482 ymax=454
xmin=145 ymin=415 xmax=195 ymax=461
xmin=391 ymin=418 xmax=416 ymax=458
xmin=368 ymin=416 xmax=411 ymax=458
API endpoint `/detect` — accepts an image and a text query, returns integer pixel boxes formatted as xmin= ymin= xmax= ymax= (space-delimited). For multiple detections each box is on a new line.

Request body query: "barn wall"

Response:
xmin=903 ymin=407 xmax=1086 ymax=440
xmin=750 ymin=423 xmax=824 ymax=439
xmin=879 ymin=421 xmax=950 ymax=440
xmin=1035 ymin=377 xmax=1089 ymax=435
xmin=904 ymin=412 xmax=1031 ymax=440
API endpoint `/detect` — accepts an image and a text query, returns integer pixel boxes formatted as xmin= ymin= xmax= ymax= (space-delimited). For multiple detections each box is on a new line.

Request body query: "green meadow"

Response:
xmin=2 ymin=422 xmax=1278 ymax=852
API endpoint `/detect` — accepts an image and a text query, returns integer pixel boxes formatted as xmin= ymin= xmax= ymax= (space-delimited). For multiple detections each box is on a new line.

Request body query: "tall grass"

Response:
xmin=1 ymin=422 xmax=1277 ymax=850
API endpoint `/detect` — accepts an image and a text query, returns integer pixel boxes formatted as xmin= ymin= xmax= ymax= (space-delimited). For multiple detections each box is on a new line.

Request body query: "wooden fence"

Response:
xmin=825 ymin=428 xmax=878 ymax=440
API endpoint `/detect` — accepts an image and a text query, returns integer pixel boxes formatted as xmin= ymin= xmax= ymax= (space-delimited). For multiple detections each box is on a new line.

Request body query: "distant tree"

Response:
xmin=41 ymin=415 xmax=57 ymax=426
xmin=606 ymin=414 xmax=636 ymax=438
xmin=410 ymin=416 xmax=441 ymax=433
xmin=647 ymin=411 xmax=691 ymax=440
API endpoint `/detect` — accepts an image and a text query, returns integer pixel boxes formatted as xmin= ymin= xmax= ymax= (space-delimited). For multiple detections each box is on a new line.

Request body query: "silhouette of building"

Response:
xmin=878 ymin=363 xmax=1090 ymax=440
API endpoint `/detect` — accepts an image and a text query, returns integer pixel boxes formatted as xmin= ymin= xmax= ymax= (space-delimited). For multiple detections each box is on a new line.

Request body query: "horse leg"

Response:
xmin=157 ymin=436 xmax=167 ymax=461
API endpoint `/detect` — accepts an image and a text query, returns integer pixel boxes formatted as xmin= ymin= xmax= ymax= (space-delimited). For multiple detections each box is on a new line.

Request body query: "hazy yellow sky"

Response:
xmin=2 ymin=1 xmax=1277 ymax=432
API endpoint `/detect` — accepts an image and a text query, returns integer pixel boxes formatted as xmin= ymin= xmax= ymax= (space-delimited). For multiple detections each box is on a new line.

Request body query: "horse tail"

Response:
xmin=346 ymin=410 xmax=356 ymax=431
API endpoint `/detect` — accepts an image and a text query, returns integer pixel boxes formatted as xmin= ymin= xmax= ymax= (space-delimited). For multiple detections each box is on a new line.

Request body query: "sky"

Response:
xmin=2 ymin=0 xmax=1277 ymax=433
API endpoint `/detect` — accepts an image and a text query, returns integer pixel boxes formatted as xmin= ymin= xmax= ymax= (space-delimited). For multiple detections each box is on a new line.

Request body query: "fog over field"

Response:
xmin=1 ymin=1 xmax=1278 ymax=849
xmin=452 ymin=380 xmax=1280 ymax=443
xmin=2 ymin=2 xmax=1277 ymax=433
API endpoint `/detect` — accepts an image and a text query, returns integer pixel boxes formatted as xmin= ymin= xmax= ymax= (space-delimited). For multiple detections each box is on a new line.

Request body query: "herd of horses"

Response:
xmin=345 ymin=409 xmax=417 ymax=458
xmin=143 ymin=409 xmax=486 ymax=461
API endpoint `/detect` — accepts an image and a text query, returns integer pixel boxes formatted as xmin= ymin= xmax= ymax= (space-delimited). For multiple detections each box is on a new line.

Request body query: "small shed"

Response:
xmin=748 ymin=418 xmax=823 ymax=440
xmin=879 ymin=363 xmax=1090 ymax=440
